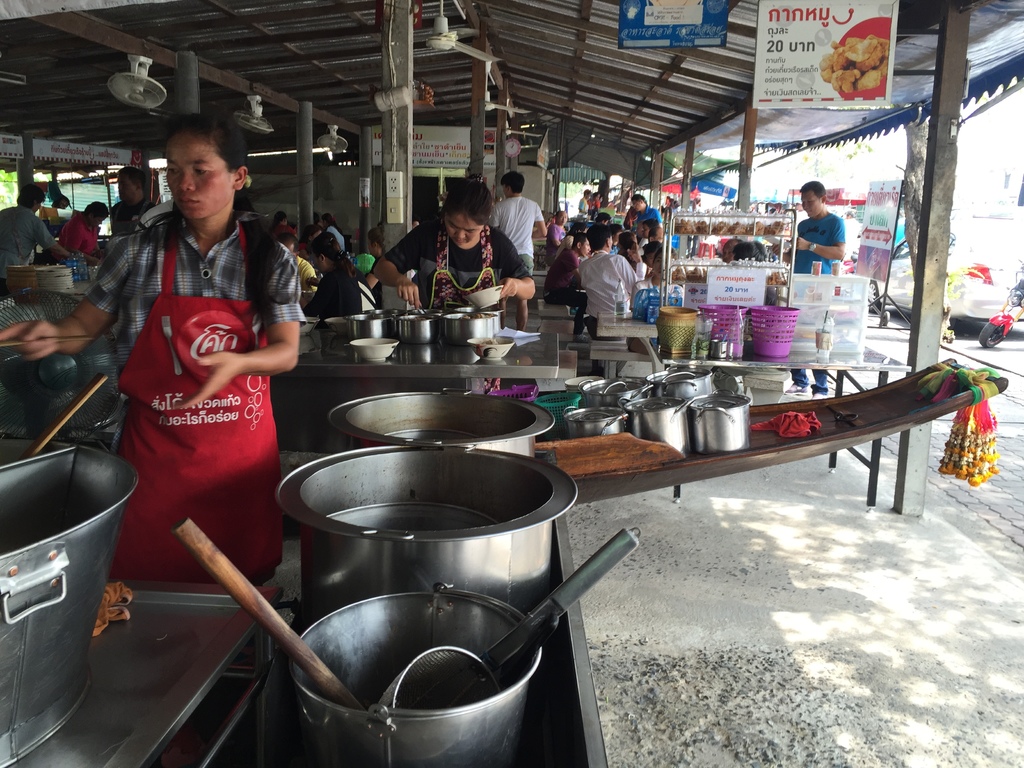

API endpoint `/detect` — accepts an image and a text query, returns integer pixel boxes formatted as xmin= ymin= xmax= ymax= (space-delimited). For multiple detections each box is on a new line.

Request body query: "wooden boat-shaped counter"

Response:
xmin=541 ymin=360 xmax=1008 ymax=503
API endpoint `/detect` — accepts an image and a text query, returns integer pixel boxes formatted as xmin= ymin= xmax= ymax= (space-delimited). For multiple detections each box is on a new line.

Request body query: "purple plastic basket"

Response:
xmin=700 ymin=304 xmax=744 ymax=346
xmin=488 ymin=383 xmax=539 ymax=402
xmin=749 ymin=306 xmax=800 ymax=358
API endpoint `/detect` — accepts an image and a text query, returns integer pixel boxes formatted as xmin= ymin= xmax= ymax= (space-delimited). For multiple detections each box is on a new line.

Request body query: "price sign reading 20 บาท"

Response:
xmin=753 ymin=1 xmax=899 ymax=108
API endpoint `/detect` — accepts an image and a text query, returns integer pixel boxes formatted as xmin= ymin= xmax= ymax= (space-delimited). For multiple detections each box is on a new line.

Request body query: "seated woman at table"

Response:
xmin=58 ymin=201 xmax=109 ymax=266
xmin=301 ymin=232 xmax=376 ymax=319
xmin=632 ymin=242 xmax=663 ymax=299
xmin=373 ymin=175 xmax=534 ymax=311
xmin=545 ymin=210 xmax=568 ymax=267
xmin=618 ymin=231 xmax=646 ymax=281
xmin=544 ymin=224 xmax=591 ymax=341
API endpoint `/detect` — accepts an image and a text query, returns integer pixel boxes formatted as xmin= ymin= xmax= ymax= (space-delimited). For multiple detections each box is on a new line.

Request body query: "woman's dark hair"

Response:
xmin=733 ymin=240 xmax=771 ymax=262
xmin=642 ymin=242 xmax=663 ymax=268
xmin=617 ymin=231 xmax=637 ymax=256
xmin=310 ymin=232 xmax=356 ymax=277
xmin=299 ymin=224 xmax=321 ymax=247
xmin=273 ymin=211 xmax=288 ymax=224
xmin=442 ymin=178 xmax=493 ymax=225
xmin=152 ymin=112 xmax=282 ymax=319
xmin=83 ymin=201 xmax=109 ymax=218
xmin=366 ymin=226 xmax=385 ymax=248
xmin=17 ymin=184 xmax=45 ymax=208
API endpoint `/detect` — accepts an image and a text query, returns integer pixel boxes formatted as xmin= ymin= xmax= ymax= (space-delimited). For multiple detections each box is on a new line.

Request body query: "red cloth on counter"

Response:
xmin=750 ymin=411 xmax=822 ymax=438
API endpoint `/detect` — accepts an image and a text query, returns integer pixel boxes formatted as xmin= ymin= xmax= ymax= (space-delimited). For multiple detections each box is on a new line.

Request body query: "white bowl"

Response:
xmin=466 ymin=286 xmax=504 ymax=308
xmin=350 ymin=337 xmax=399 ymax=361
xmin=467 ymin=337 xmax=515 ymax=359
xmin=300 ymin=317 xmax=318 ymax=334
xmin=324 ymin=316 xmax=348 ymax=335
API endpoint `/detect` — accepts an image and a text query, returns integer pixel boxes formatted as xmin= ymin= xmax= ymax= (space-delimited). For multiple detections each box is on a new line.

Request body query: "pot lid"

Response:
xmin=624 ymin=397 xmax=687 ymax=412
xmin=688 ymin=393 xmax=751 ymax=410
xmin=662 ymin=369 xmax=712 ymax=382
xmin=565 ymin=407 xmax=625 ymax=422
xmin=582 ymin=378 xmax=647 ymax=394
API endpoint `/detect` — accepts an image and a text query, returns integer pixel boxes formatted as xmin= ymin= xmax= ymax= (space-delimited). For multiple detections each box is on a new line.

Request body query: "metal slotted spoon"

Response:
xmin=380 ymin=527 xmax=641 ymax=710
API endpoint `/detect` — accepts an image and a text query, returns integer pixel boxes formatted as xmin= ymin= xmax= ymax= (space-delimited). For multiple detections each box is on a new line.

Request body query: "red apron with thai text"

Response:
xmin=111 ymin=229 xmax=282 ymax=583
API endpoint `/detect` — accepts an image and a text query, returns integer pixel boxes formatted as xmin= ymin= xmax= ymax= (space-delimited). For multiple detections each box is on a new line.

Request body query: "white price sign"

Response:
xmin=706 ymin=268 xmax=768 ymax=306
xmin=754 ymin=1 xmax=899 ymax=108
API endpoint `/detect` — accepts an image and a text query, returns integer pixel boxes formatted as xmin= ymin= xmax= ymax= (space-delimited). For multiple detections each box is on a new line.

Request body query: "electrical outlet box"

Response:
xmin=385 ymin=171 xmax=404 ymax=198
xmin=386 ymin=198 xmax=404 ymax=224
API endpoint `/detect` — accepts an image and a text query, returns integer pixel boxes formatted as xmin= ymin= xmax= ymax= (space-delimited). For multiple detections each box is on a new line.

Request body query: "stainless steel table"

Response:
xmin=16 ymin=584 xmax=278 ymax=768
xmin=272 ymin=330 xmax=565 ymax=453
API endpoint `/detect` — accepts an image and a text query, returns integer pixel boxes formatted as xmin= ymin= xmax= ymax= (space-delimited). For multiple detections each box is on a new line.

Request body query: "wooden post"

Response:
xmin=469 ymin=23 xmax=488 ymax=177
xmin=894 ymin=0 xmax=970 ymax=517
xmin=680 ymin=139 xmax=695 ymax=211
xmin=494 ymin=77 xmax=508 ymax=194
xmin=650 ymin=150 xmax=664 ymax=219
xmin=296 ymin=101 xmax=313 ymax=228
xmin=737 ymin=105 xmax=757 ymax=211
xmin=381 ymin=0 xmax=414 ymax=244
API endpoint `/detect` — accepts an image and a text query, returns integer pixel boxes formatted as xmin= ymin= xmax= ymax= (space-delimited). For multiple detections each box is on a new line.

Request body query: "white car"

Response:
xmin=877 ymin=215 xmax=1022 ymax=320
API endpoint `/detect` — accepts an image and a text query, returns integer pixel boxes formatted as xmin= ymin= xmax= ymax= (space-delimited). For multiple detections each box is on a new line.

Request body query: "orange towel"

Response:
xmin=92 ymin=581 xmax=133 ymax=637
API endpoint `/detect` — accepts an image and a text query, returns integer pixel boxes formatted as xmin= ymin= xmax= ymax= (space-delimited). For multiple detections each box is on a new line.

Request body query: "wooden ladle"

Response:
xmin=19 ymin=372 xmax=108 ymax=460
xmin=172 ymin=517 xmax=363 ymax=710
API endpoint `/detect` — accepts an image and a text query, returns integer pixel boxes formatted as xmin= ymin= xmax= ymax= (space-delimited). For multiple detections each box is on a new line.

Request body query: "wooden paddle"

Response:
xmin=171 ymin=518 xmax=364 ymax=711
xmin=19 ymin=372 xmax=109 ymax=460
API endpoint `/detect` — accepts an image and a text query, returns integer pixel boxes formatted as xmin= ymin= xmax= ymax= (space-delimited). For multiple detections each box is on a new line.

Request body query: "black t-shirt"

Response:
xmin=381 ymin=219 xmax=528 ymax=307
xmin=110 ymin=199 xmax=156 ymax=235
xmin=303 ymin=268 xmax=376 ymax=320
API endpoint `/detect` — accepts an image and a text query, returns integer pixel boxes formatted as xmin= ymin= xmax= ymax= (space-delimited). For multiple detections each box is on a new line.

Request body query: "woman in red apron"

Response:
xmin=0 ymin=113 xmax=303 ymax=584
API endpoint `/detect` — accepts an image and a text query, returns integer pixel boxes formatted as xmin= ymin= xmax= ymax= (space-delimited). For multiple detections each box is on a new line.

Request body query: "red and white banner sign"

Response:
xmin=754 ymin=1 xmax=899 ymax=108
xmin=33 ymin=139 xmax=137 ymax=167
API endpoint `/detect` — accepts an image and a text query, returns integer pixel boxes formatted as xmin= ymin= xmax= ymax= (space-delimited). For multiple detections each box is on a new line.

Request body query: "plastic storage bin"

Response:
xmin=789 ymin=275 xmax=870 ymax=356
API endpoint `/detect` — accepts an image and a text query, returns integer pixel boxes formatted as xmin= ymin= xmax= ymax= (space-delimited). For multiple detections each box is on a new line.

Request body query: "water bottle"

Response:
xmin=667 ymin=284 xmax=684 ymax=307
xmin=77 ymin=256 xmax=90 ymax=282
xmin=68 ymin=256 xmax=81 ymax=282
xmin=632 ymin=288 xmax=648 ymax=321
xmin=645 ymin=287 xmax=660 ymax=324
xmin=614 ymin=280 xmax=627 ymax=318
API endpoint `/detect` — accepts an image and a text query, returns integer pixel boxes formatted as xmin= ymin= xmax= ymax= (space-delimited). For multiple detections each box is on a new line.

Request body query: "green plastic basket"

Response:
xmin=535 ymin=391 xmax=582 ymax=441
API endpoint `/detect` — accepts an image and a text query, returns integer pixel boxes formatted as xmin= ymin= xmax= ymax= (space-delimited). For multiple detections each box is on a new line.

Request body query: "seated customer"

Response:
xmin=544 ymin=227 xmax=591 ymax=342
xmin=301 ymin=232 xmax=376 ymax=319
xmin=577 ymin=223 xmax=637 ymax=340
xmin=633 ymin=243 xmax=663 ymax=297
xmin=733 ymin=240 xmax=772 ymax=262
xmin=278 ymin=232 xmax=318 ymax=293
xmin=58 ymin=201 xmax=108 ymax=266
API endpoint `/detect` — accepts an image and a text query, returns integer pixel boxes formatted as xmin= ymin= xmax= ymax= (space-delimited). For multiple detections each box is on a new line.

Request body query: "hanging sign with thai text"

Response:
xmin=618 ymin=0 xmax=728 ymax=49
xmin=753 ymin=1 xmax=899 ymax=108
xmin=371 ymin=125 xmax=496 ymax=169
xmin=706 ymin=267 xmax=769 ymax=306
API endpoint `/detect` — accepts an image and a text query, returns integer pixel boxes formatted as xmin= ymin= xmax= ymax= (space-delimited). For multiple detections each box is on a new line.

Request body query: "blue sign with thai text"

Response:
xmin=619 ymin=0 xmax=728 ymax=49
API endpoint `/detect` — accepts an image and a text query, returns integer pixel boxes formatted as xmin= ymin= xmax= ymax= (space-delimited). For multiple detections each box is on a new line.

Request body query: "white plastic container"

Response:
xmin=789 ymin=275 xmax=869 ymax=356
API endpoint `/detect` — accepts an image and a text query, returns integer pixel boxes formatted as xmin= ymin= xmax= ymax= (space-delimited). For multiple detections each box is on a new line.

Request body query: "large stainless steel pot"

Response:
xmin=277 ymin=445 xmax=577 ymax=619
xmin=395 ymin=314 xmax=440 ymax=344
xmin=293 ymin=590 xmax=540 ymax=768
xmin=646 ymin=367 xmax=714 ymax=399
xmin=347 ymin=313 xmax=394 ymax=339
xmin=623 ymin=397 xmax=689 ymax=454
xmin=579 ymin=378 xmax=650 ymax=408
xmin=564 ymin=406 xmax=627 ymax=438
xmin=687 ymin=393 xmax=751 ymax=454
xmin=0 ymin=445 xmax=137 ymax=765
xmin=329 ymin=391 xmax=553 ymax=455
xmin=442 ymin=312 xmax=499 ymax=345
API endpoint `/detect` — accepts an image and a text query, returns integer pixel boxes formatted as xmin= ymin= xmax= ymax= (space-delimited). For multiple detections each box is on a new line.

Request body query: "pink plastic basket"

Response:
xmin=700 ymin=304 xmax=745 ymax=346
xmin=749 ymin=306 xmax=800 ymax=358
xmin=488 ymin=383 xmax=539 ymax=402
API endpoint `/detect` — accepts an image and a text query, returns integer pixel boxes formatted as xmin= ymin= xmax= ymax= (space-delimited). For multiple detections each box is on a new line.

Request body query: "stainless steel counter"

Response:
xmin=272 ymin=330 xmax=565 ymax=453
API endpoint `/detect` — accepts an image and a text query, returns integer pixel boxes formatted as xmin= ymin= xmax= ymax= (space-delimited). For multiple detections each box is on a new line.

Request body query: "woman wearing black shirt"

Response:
xmin=302 ymin=232 xmax=376 ymax=319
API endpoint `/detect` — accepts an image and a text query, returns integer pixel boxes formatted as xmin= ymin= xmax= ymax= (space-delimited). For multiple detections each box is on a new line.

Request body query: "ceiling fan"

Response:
xmin=234 ymin=95 xmax=274 ymax=134
xmin=317 ymin=125 xmax=349 ymax=154
xmin=482 ymin=62 xmax=528 ymax=114
xmin=424 ymin=0 xmax=499 ymax=63
xmin=107 ymin=55 xmax=167 ymax=110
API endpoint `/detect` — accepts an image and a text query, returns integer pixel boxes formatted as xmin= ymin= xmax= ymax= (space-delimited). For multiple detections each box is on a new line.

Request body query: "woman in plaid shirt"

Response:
xmin=0 ymin=113 xmax=304 ymax=583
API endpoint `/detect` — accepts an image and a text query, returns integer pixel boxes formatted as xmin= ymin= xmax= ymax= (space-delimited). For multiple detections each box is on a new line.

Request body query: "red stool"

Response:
xmin=698 ymin=242 xmax=715 ymax=259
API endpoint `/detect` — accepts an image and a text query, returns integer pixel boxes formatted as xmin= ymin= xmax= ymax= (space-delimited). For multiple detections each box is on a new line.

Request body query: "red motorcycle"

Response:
xmin=979 ymin=264 xmax=1024 ymax=348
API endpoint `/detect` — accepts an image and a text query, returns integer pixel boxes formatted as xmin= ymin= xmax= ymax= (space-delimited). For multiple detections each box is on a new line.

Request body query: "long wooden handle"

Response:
xmin=19 ymin=372 xmax=108 ymax=460
xmin=0 ymin=335 xmax=96 ymax=348
xmin=171 ymin=518 xmax=363 ymax=710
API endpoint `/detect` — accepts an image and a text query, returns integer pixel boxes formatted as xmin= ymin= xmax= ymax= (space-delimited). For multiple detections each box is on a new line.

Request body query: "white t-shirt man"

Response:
xmin=490 ymin=196 xmax=544 ymax=271
xmin=578 ymin=249 xmax=638 ymax=316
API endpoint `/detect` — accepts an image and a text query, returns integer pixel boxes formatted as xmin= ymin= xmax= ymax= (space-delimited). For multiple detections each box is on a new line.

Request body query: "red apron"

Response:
xmin=110 ymin=229 xmax=282 ymax=583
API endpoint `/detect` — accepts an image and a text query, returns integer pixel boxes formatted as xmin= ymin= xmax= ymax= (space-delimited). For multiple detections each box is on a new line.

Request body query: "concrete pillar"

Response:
xmin=737 ymin=105 xmax=757 ymax=211
xmin=493 ymin=79 xmax=508 ymax=194
xmin=359 ymin=124 xmax=373 ymax=253
xmin=650 ymin=151 xmax=664 ymax=218
xmin=894 ymin=0 xmax=970 ymax=517
xmin=297 ymin=101 xmax=314 ymax=228
xmin=380 ymin=0 xmax=413 ymax=245
xmin=680 ymin=139 xmax=695 ymax=211
xmin=175 ymin=51 xmax=201 ymax=114
xmin=17 ymin=134 xmax=33 ymax=190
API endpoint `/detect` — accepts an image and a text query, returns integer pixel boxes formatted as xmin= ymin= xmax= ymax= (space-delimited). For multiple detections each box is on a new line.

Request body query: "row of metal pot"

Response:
xmin=342 ymin=307 xmax=501 ymax=345
xmin=567 ymin=368 xmax=751 ymax=455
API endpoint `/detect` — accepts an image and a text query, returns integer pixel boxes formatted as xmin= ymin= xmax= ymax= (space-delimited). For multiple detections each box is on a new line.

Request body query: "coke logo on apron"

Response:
xmin=175 ymin=310 xmax=254 ymax=371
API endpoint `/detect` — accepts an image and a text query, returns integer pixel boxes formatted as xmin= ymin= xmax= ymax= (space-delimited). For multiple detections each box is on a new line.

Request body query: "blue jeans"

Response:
xmin=790 ymin=368 xmax=829 ymax=395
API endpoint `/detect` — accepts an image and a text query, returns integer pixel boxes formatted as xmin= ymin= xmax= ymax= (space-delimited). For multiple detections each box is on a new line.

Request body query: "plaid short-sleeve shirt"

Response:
xmin=87 ymin=213 xmax=303 ymax=369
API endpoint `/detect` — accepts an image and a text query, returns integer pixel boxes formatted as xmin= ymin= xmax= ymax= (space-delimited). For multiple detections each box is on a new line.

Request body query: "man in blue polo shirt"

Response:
xmin=630 ymin=194 xmax=662 ymax=231
xmin=787 ymin=180 xmax=846 ymax=399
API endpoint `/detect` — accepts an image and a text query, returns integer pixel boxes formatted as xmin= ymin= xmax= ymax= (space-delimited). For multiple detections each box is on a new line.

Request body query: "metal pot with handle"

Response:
xmin=645 ymin=367 xmax=714 ymax=399
xmin=563 ymin=406 xmax=627 ymax=438
xmin=579 ymin=378 xmax=650 ymax=408
xmin=623 ymin=397 xmax=690 ymax=455
xmin=687 ymin=393 xmax=751 ymax=454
